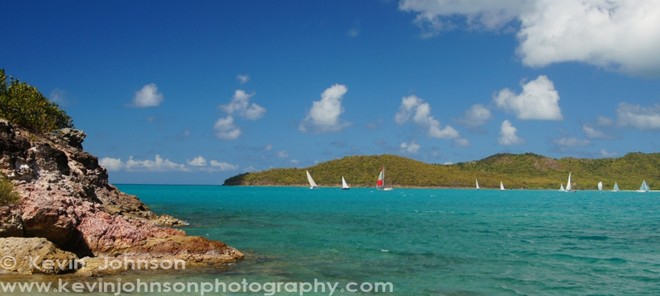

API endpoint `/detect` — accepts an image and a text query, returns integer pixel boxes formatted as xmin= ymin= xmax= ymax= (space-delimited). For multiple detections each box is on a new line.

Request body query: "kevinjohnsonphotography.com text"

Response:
xmin=0 ymin=278 xmax=395 ymax=295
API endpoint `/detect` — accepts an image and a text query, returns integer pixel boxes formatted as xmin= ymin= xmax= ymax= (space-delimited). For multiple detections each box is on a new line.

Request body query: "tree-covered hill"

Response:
xmin=224 ymin=153 xmax=659 ymax=190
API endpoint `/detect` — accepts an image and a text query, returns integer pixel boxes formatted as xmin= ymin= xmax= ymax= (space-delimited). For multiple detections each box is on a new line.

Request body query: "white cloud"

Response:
xmin=596 ymin=116 xmax=614 ymax=127
xmin=221 ymin=90 xmax=266 ymax=120
xmin=582 ymin=124 xmax=610 ymax=140
xmin=277 ymin=150 xmax=289 ymax=158
xmin=101 ymin=155 xmax=237 ymax=172
xmin=187 ymin=156 xmax=207 ymax=167
xmin=347 ymin=26 xmax=361 ymax=38
xmin=395 ymin=95 xmax=460 ymax=139
xmin=555 ymin=137 xmax=590 ymax=147
xmin=209 ymin=160 xmax=238 ymax=171
xmin=459 ymin=104 xmax=492 ymax=127
xmin=131 ymin=83 xmax=163 ymax=107
xmin=400 ymin=141 xmax=421 ymax=154
xmin=214 ymin=89 xmax=266 ymax=140
xmin=494 ymin=75 xmax=562 ymax=120
xmin=616 ymin=103 xmax=660 ymax=130
xmin=214 ymin=116 xmax=241 ymax=140
xmin=125 ymin=155 xmax=188 ymax=172
xmin=237 ymin=74 xmax=250 ymax=84
xmin=399 ymin=0 xmax=526 ymax=37
xmin=99 ymin=157 xmax=123 ymax=171
xmin=498 ymin=120 xmax=524 ymax=145
xmin=300 ymin=84 xmax=349 ymax=133
xmin=399 ymin=0 xmax=660 ymax=77
xmin=264 ymin=144 xmax=273 ymax=151
xmin=517 ymin=0 xmax=660 ymax=77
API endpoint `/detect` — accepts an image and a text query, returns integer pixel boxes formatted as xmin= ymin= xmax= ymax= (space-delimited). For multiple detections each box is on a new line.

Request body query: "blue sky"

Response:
xmin=2 ymin=0 xmax=659 ymax=184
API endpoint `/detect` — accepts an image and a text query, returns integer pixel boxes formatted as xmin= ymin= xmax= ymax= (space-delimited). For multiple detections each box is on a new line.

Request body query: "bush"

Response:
xmin=0 ymin=175 xmax=20 ymax=206
xmin=0 ymin=69 xmax=73 ymax=133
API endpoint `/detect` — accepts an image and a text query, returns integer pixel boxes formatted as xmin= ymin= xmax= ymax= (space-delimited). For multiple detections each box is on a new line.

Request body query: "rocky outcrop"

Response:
xmin=0 ymin=237 xmax=79 ymax=274
xmin=0 ymin=119 xmax=243 ymax=275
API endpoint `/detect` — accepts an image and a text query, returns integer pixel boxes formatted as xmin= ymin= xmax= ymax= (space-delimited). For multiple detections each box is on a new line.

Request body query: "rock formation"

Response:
xmin=0 ymin=119 xmax=243 ymax=275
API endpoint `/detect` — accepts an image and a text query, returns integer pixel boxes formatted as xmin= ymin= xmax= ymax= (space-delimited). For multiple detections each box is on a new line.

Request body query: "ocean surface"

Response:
xmin=5 ymin=186 xmax=660 ymax=295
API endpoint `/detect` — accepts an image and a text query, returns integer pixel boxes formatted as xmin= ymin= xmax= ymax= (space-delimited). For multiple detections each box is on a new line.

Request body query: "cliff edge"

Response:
xmin=0 ymin=119 xmax=243 ymax=275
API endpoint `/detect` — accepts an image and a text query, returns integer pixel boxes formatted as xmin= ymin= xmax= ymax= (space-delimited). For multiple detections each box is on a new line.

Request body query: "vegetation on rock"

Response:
xmin=0 ymin=174 xmax=20 ymax=206
xmin=0 ymin=69 xmax=73 ymax=133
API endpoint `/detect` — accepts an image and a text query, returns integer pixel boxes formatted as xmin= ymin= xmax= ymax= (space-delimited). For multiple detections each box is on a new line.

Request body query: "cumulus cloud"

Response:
xmin=237 ymin=74 xmax=250 ymax=84
xmin=300 ymin=84 xmax=349 ymax=133
xmin=101 ymin=155 xmax=237 ymax=172
xmin=215 ymin=90 xmax=266 ymax=140
xmin=600 ymin=149 xmax=617 ymax=157
xmin=458 ymin=104 xmax=492 ymax=127
xmin=494 ymin=75 xmax=562 ymax=120
xmin=125 ymin=155 xmax=187 ymax=172
xmin=498 ymin=120 xmax=524 ymax=145
xmin=582 ymin=124 xmax=610 ymax=140
xmin=400 ymin=141 xmax=421 ymax=154
xmin=616 ymin=103 xmax=660 ymax=130
xmin=395 ymin=95 xmax=460 ymax=139
xmin=399 ymin=0 xmax=526 ymax=37
xmin=400 ymin=0 xmax=660 ymax=77
xmin=221 ymin=90 xmax=266 ymax=120
xmin=209 ymin=160 xmax=238 ymax=171
xmin=454 ymin=137 xmax=470 ymax=147
xmin=187 ymin=156 xmax=207 ymax=167
xmin=131 ymin=83 xmax=163 ymax=107
xmin=99 ymin=157 xmax=123 ymax=171
xmin=214 ymin=116 xmax=241 ymax=140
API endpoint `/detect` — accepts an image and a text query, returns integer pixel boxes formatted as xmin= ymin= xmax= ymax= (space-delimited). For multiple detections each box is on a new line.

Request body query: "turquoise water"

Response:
xmin=112 ymin=185 xmax=660 ymax=295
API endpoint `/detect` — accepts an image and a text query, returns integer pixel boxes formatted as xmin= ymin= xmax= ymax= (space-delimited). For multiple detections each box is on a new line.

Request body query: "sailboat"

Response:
xmin=612 ymin=182 xmax=620 ymax=192
xmin=637 ymin=180 xmax=650 ymax=193
xmin=341 ymin=176 xmax=350 ymax=190
xmin=376 ymin=167 xmax=393 ymax=191
xmin=559 ymin=183 xmax=565 ymax=191
xmin=597 ymin=181 xmax=603 ymax=191
xmin=500 ymin=181 xmax=505 ymax=191
xmin=565 ymin=172 xmax=574 ymax=192
xmin=475 ymin=179 xmax=480 ymax=190
xmin=306 ymin=170 xmax=318 ymax=189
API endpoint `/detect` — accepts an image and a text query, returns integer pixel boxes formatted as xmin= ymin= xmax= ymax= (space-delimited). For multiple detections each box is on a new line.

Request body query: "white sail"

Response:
xmin=638 ymin=180 xmax=650 ymax=192
xmin=377 ymin=167 xmax=393 ymax=191
xmin=306 ymin=170 xmax=318 ymax=189
xmin=475 ymin=179 xmax=480 ymax=190
xmin=612 ymin=182 xmax=619 ymax=192
xmin=500 ymin=181 xmax=505 ymax=191
xmin=341 ymin=176 xmax=350 ymax=190
xmin=597 ymin=181 xmax=603 ymax=191
xmin=560 ymin=183 xmax=565 ymax=191
xmin=565 ymin=172 xmax=573 ymax=192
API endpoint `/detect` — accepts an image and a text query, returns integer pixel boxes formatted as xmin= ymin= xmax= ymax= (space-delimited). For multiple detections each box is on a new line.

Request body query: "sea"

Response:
xmin=3 ymin=185 xmax=659 ymax=295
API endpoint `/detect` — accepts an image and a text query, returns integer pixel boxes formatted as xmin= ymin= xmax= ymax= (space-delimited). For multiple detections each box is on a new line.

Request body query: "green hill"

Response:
xmin=223 ymin=153 xmax=660 ymax=190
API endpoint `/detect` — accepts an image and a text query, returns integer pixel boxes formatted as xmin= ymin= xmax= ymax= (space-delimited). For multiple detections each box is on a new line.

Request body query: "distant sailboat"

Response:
xmin=475 ymin=179 xmax=480 ymax=190
xmin=500 ymin=181 xmax=505 ymax=191
xmin=638 ymin=180 xmax=650 ymax=193
xmin=376 ymin=167 xmax=393 ymax=191
xmin=597 ymin=181 xmax=603 ymax=191
xmin=612 ymin=182 xmax=620 ymax=192
xmin=341 ymin=176 xmax=350 ymax=190
xmin=559 ymin=183 xmax=565 ymax=192
xmin=306 ymin=170 xmax=318 ymax=189
xmin=565 ymin=172 xmax=574 ymax=192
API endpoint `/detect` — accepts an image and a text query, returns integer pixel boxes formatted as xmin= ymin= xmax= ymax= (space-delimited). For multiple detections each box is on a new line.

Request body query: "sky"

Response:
xmin=2 ymin=0 xmax=659 ymax=184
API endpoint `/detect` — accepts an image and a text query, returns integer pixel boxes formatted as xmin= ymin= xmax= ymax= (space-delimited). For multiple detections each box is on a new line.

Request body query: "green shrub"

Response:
xmin=0 ymin=69 xmax=73 ymax=133
xmin=0 ymin=175 xmax=20 ymax=206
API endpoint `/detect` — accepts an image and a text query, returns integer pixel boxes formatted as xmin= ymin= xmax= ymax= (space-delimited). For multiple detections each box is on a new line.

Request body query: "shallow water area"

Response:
xmin=3 ymin=185 xmax=659 ymax=295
